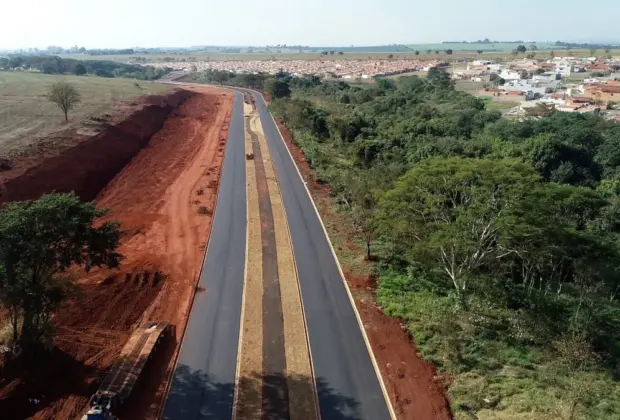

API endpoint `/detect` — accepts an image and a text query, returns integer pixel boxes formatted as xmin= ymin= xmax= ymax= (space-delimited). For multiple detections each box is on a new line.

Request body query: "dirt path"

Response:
xmin=0 ymin=87 xmax=233 ymax=420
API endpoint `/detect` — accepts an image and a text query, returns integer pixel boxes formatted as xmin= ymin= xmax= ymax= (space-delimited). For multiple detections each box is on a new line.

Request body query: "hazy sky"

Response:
xmin=2 ymin=0 xmax=619 ymax=49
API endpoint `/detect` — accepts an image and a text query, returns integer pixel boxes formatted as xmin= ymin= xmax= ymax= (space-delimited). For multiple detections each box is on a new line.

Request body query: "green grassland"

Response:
xmin=0 ymin=71 xmax=170 ymax=158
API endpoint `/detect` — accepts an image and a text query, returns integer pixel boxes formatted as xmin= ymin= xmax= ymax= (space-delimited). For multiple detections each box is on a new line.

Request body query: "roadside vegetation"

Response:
xmin=223 ymin=70 xmax=620 ymax=419
xmin=0 ymin=193 xmax=121 ymax=351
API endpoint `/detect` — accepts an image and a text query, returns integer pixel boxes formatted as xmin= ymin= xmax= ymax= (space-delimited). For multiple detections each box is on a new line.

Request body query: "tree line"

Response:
xmin=238 ymin=70 xmax=620 ymax=419
xmin=0 ymin=55 xmax=171 ymax=80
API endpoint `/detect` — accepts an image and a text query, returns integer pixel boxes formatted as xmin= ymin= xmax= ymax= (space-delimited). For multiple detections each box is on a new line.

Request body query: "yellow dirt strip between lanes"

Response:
xmin=233 ymin=102 xmax=264 ymax=420
xmin=249 ymin=114 xmax=319 ymax=420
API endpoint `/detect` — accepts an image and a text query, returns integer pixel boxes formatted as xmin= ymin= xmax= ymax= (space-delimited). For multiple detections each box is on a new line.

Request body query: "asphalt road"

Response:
xmin=162 ymin=91 xmax=246 ymax=420
xmin=250 ymin=91 xmax=392 ymax=420
xmin=161 ymin=85 xmax=391 ymax=419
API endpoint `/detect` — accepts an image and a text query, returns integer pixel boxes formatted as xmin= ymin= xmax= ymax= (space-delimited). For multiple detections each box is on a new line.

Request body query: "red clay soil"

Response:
xmin=0 ymin=87 xmax=233 ymax=420
xmin=275 ymin=119 xmax=454 ymax=420
xmin=0 ymin=90 xmax=192 ymax=205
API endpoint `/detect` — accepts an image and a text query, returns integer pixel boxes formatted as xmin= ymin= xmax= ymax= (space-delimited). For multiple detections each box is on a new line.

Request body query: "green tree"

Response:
xmin=445 ymin=49 xmax=453 ymax=55
xmin=530 ymin=44 xmax=538 ymax=51
xmin=0 ymin=193 xmax=121 ymax=346
xmin=379 ymin=157 xmax=539 ymax=308
xmin=477 ymin=49 xmax=483 ymax=56
xmin=517 ymin=44 xmax=527 ymax=54
xmin=426 ymin=49 xmax=432 ymax=54
xmin=414 ymin=50 xmax=420 ymax=56
xmin=427 ymin=67 xmax=453 ymax=89
xmin=46 ymin=81 xmax=81 ymax=123
xmin=434 ymin=50 xmax=440 ymax=55
xmin=73 ymin=63 xmax=87 ymax=76
xmin=264 ymin=77 xmax=291 ymax=99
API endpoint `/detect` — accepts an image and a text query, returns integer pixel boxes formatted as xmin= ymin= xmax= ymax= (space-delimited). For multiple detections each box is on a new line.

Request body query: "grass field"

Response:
xmin=0 ymin=71 xmax=170 ymax=158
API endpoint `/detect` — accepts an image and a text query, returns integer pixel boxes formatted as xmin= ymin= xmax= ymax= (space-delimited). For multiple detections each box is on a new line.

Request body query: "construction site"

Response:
xmin=0 ymin=85 xmax=234 ymax=419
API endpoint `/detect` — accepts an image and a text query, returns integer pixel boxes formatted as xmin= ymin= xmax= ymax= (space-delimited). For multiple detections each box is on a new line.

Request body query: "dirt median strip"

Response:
xmin=250 ymin=115 xmax=318 ymax=420
xmin=234 ymin=108 xmax=264 ymax=420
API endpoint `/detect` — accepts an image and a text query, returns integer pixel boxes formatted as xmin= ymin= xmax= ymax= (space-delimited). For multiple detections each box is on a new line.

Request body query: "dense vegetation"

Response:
xmin=187 ymin=69 xmax=271 ymax=90
xmin=259 ymin=70 xmax=620 ymax=419
xmin=0 ymin=193 xmax=121 ymax=350
xmin=0 ymin=55 xmax=170 ymax=80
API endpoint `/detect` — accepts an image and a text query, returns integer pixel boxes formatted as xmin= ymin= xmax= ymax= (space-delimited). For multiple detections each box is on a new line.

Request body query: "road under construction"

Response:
xmin=161 ymin=86 xmax=394 ymax=419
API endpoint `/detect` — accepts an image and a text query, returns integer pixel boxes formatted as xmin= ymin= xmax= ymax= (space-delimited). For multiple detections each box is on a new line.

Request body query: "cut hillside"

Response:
xmin=0 ymin=71 xmax=171 ymax=161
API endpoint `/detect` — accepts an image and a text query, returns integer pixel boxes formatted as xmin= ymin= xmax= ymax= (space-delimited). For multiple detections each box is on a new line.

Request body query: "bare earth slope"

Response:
xmin=0 ymin=87 xmax=233 ymax=420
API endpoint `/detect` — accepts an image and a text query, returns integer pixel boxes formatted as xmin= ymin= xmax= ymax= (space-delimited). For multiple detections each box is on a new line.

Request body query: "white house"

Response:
xmin=533 ymin=73 xmax=556 ymax=83
xmin=554 ymin=60 xmax=572 ymax=77
xmin=499 ymin=69 xmax=522 ymax=81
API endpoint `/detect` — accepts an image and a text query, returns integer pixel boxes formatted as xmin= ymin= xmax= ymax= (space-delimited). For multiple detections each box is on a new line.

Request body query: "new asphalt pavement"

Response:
xmin=161 ymin=86 xmax=392 ymax=420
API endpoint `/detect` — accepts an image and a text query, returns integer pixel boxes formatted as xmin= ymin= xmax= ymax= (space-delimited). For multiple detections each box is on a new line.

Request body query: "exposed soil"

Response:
xmin=0 ymin=90 xmax=192 ymax=204
xmin=0 ymin=87 xmax=233 ymax=419
xmin=275 ymin=118 xmax=454 ymax=420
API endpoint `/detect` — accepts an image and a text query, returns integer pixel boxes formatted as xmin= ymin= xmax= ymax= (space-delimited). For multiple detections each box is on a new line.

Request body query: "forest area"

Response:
xmin=0 ymin=55 xmax=171 ymax=80
xmin=256 ymin=70 xmax=620 ymax=419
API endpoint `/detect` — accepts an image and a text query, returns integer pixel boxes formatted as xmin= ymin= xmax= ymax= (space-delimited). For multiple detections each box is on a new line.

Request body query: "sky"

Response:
xmin=1 ymin=0 xmax=619 ymax=49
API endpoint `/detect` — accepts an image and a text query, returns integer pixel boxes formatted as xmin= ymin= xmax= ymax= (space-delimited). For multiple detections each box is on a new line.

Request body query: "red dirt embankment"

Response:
xmin=0 ymin=87 xmax=233 ymax=420
xmin=275 ymin=119 xmax=454 ymax=420
xmin=0 ymin=90 xmax=192 ymax=204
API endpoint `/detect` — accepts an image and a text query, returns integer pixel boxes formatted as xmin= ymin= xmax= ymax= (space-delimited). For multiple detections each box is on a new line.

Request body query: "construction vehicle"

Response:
xmin=81 ymin=321 xmax=171 ymax=420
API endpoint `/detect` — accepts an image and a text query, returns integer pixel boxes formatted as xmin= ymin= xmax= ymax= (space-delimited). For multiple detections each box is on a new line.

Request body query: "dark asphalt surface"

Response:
xmin=161 ymin=85 xmax=391 ymax=420
xmin=162 ymin=91 xmax=246 ymax=420
xmin=250 ymin=91 xmax=392 ymax=420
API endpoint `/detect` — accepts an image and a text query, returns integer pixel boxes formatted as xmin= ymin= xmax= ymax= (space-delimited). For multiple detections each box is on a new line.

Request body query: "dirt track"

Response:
xmin=0 ymin=87 xmax=233 ymax=419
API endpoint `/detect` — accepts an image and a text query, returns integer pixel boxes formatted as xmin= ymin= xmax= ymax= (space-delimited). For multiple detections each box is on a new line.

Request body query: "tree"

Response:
xmin=550 ymin=50 xmax=556 ymax=59
xmin=589 ymin=48 xmax=597 ymax=57
xmin=414 ymin=50 xmax=420 ymax=56
xmin=46 ymin=81 xmax=81 ymax=123
xmin=477 ymin=49 xmax=483 ymax=56
xmin=264 ymin=78 xmax=291 ymax=99
xmin=511 ymin=49 xmax=519 ymax=57
xmin=338 ymin=51 xmax=344 ymax=55
xmin=526 ymin=52 xmax=536 ymax=59
xmin=445 ymin=49 xmax=453 ymax=55
xmin=387 ymin=54 xmax=394 ymax=59
xmin=73 ymin=63 xmax=87 ymax=76
xmin=517 ymin=44 xmax=527 ymax=54
xmin=427 ymin=67 xmax=453 ymax=89
xmin=379 ymin=157 xmax=540 ymax=308
xmin=0 ymin=193 xmax=121 ymax=346
xmin=530 ymin=44 xmax=538 ymax=51
xmin=435 ymin=50 xmax=440 ymax=55
xmin=426 ymin=49 xmax=432 ymax=54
